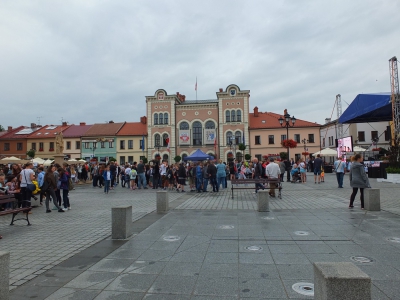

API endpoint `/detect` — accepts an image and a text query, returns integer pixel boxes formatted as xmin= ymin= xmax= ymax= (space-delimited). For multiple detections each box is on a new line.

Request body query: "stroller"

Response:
xmin=290 ymin=167 xmax=302 ymax=183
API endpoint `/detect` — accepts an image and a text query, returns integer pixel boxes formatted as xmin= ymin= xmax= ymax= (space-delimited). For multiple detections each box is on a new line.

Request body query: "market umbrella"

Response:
xmin=312 ymin=148 xmax=337 ymax=156
xmin=353 ymin=146 xmax=366 ymax=152
xmin=43 ymin=159 xmax=54 ymax=167
xmin=0 ymin=156 xmax=29 ymax=164
xmin=68 ymin=159 xmax=78 ymax=163
xmin=32 ymin=157 xmax=45 ymax=164
xmin=77 ymin=159 xmax=86 ymax=163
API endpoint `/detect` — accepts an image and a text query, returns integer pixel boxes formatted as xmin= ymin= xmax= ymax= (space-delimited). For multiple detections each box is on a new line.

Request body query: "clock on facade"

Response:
xmin=230 ymin=89 xmax=236 ymax=96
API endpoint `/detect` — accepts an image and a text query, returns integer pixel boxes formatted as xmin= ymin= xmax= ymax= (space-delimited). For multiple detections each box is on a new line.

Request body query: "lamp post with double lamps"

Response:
xmin=278 ymin=112 xmax=296 ymax=160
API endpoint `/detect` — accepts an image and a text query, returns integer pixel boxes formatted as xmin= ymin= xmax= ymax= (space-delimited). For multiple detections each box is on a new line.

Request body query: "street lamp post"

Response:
xmin=278 ymin=112 xmax=296 ymax=160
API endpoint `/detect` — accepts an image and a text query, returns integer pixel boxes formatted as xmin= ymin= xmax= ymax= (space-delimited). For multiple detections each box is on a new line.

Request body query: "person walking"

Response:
xmin=202 ymin=162 xmax=209 ymax=192
xmin=266 ymin=157 xmax=281 ymax=197
xmin=349 ymin=154 xmax=370 ymax=209
xmin=252 ymin=158 xmax=265 ymax=193
xmin=313 ymin=154 xmax=323 ymax=184
xmin=208 ymin=160 xmax=218 ymax=192
xmin=176 ymin=163 xmax=186 ymax=192
xmin=216 ymin=160 xmax=226 ymax=191
xmin=58 ymin=167 xmax=71 ymax=210
xmin=152 ymin=161 xmax=160 ymax=189
xmin=196 ymin=162 xmax=203 ymax=193
xmin=279 ymin=160 xmax=286 ymax=182
xmin=103 ymin=165 xmax=111 ymax=194
xmin=43 ymin=166 xmax=64 ymax=213
xmin=334 ymin=157 xmax=346 ymax=188
xmin=136 ymin=160 xmax=148 ymax=189
xmin=19 ymin=162 xmax=35 ymax=208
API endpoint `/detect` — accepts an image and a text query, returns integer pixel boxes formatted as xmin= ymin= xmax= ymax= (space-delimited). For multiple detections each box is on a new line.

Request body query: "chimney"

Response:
xmin=253 ymin=106 xmax=259 ymax=117
xmin=325 ymin=118 xmax=331 ymax=124
xmin=219 ymin=88 xmax=223 ymax=92
xmin=140 ymin=116 xmax=147 ymax=124
xmin=62 ymin=122 xmax=67 ymax=126
xmin=8 ymin=126 xmax=12 ymax=132
xmin=284 ymin=109 xmax=288 ymax=115
xmin=31 ymin=123 xmax=36 ymax=129
xmin=80 ymin=122 xmax=86 ymax=126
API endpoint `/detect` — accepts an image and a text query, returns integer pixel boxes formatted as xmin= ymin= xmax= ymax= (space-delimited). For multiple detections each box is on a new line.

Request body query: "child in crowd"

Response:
xmin=320 ymin=167 xmax=325 ymax=182
xmin=6 ymin=176 xmax=20 ymax=210
xmin=31 ymin=175 xmax=40 ymax=201
xmin=130 ymin=168 xmax=137 ymax=190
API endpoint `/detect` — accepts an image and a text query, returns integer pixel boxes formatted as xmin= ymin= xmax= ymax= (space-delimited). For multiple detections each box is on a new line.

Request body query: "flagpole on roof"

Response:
xmin=195 ymin=77 xmax=197 ymax=100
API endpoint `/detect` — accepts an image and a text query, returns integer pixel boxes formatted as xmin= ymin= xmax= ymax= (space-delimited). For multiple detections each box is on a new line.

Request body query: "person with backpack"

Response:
xmin=124 ymin=164 xmax=131 ymax=189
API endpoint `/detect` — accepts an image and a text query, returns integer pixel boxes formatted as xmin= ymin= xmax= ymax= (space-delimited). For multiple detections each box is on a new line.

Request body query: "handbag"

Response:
xmin=23 ymin=170 xmax=36 ymax=191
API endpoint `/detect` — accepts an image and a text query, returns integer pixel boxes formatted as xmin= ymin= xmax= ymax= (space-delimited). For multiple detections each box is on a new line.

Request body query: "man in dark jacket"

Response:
xmin=284 ymin=159 xmax=292 ymax=182
xmin=253 ymin=158 xmax=265 ymax=193
xmin=208 ymin=161 xmax=218 ymax=192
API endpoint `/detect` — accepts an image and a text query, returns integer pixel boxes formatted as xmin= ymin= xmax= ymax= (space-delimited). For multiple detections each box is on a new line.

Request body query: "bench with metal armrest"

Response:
xmin=230 ymin=178 xmax=282 ymax=199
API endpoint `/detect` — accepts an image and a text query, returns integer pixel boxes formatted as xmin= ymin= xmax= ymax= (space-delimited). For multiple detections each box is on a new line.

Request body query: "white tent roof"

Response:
xmin=353 ymin=146 xmax=366 ymax=152
xmin=312 ymin=148 xmax=337 ymax=156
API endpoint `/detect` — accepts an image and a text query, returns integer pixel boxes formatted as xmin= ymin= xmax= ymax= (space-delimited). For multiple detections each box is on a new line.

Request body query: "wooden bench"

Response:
xmin=0 ymin=194 xmax=32 ymax=239
xmin=230 ymin=178 xmax=282 ymax=199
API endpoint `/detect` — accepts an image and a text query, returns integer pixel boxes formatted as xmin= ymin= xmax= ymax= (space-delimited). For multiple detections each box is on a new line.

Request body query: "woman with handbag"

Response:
xmin=19 ymin=162 xmax=35 ymax=208
xmin=349 ymin=154 xmax=370 ymax=209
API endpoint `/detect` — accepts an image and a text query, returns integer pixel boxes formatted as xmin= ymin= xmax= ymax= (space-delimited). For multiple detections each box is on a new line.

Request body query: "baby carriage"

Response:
xmin=290 ymin=167 xmax=302 ymax=183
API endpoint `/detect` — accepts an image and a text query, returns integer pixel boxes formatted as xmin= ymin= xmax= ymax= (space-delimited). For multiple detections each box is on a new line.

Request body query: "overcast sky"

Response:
xmin=1 ymin=0 xmax=399 ymax=129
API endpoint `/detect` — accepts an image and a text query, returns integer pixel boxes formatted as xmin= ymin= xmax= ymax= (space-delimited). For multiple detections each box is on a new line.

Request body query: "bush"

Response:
xmin=279 ymin=152 xmax=288 ymax=160
xmin=174 ymin=155 xmax=181 ymax=163
xmin=245 ymin=154 xmax=251 ymax=160
xmin=386 ymin=167 xmax=400 ymax=174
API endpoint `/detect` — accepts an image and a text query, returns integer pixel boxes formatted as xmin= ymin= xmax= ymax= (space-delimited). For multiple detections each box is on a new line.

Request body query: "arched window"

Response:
xmin=163 ymin=154 xmax=169 ymax=161
xmin=159 ymin=113 xmax=163 ymax=125
xmin=164 ymin=113 xmax=168 ymax=124
xmin=154 ymin=134 xmax=160 ymax=146
xmin=162 ymin=133 xmax=169 ymax=147
xmin=181 ymin=153 xmax=188 ymax=161
xmin=236 ymin=110 xmax=242 ymax=122
xmin=225 ymin=110 xmax=230 ymax=122
xmin=154 ymin=114 xmax=158 ymax=125
xmin=226 ymin=131 xmax=233 ymax=145
xmin=205 ymin=121 xmax=215 ymax=129
xmin=235 ymin=131 xmax=242 ymax=144
xmin=192 ymin=121 xmax=202 ymax=145
xmin=180 ymin=121 xmax=189 ymax=130
xmin=231 ymin=110 xmax=236 ymax=122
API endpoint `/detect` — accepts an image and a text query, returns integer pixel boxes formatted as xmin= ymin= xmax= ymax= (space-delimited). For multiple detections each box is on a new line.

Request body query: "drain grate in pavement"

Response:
xmin=163 ymin=236 xmax=180 ymax=242
xmin=294 ymin=231 xmax=310 ymax=236
xmin=350 ymin=256 xmax=374 ymax=263
xmin=244 ymin=246 xmax=263 ymax=251
xmin=218 ymin=225 xmax=235 ymax=229
xmin=292 ymin=282 xmax=314 ymax=296
xmin=387 ymin=237 xmax=400 ymax=243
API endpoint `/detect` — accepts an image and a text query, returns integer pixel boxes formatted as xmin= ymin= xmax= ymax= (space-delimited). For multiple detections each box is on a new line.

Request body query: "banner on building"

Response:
xmin=179 ymin=130 xmax=190 ymax=145
xmin=205 ymin=129 xmax=216 ymax=145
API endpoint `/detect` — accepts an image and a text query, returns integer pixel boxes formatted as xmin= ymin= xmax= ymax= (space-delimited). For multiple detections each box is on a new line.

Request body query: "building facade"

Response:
xmin=146 ymin=84 xmax=250 ymax=162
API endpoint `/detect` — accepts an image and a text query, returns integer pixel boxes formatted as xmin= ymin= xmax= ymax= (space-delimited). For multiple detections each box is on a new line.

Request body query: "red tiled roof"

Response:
xmin=26 ymin=125 xmax=70 ymax=139
xmin=62 ymin=124 xmax=93 ymax=138
xmin=117 ymin=122 xmax=147 ymax=136
xmin=82 ymin=122 xmax=125 ymax=137
xmin=0 ymin=126 xmax=40 ymax=139
xmin=249 ymin=112 xmax=321 ymax=129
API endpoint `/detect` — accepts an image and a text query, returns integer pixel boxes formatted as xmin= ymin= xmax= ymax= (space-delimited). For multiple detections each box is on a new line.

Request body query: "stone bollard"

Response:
xmin=157 ymin=191 xmax=169 ymax=213
xmin=257 ymin=190 xmax=269 ymax=212
xmin=364 ymin=188 xmax=380 ymax=211
xmin=314 ymin=262 xmax=371 ymax=300
xmin=0 ymin=251 xmax=10 ymax=300
xmin=112 ymin=206 xmax=132 ymax=239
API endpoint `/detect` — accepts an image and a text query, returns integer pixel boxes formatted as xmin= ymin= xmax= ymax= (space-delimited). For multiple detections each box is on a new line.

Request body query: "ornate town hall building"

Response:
xmin=146 ymin=84 xmax=249 ymax=162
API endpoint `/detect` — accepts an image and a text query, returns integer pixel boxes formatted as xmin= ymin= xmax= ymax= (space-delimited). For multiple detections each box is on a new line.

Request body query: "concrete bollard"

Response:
xmin=257 ymin=190 xmax=269 ymax=212
xmin=364 ymin=188 xmax=380 ymax=211
xmin=112 ymin=206 xmax=132 ymax=239
xmin=0 ymin=251 xmax=10 ymax=300
xmin=314 ymin=262 xmax=371 ymax=300
xmin=157 ymin=191 xmax=169 ymax=213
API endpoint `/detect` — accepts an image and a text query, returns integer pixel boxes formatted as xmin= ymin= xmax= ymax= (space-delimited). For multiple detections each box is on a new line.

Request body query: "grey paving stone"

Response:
xmin=93 ymin=290 xmax=144 ymax=300
xmin=88 ymin=258 xmax=135 ymax=273
xmin=194 ymin=276 xmax=239 ymax=297
xmin=238 ymin=263 xmax=280 ymax=279
xmin=124 ymin=261 xmax=167 ymax=274
xmin=160 ymin=261 xmax=202 ymax=276
xmin=204 ymin=252 xmax=238 ymax=264
xmin=199 ymin=263 xmax=238 ymax=278
xmin=239 ymin=278 xmax=287 ymax=298
xmin=45 ymin=287 xmax=100 ymax=300
xmin=137 ymin=249 xmax=176 ymax=261
xmin=64 ymin=271 xmax=119 ymax=289
xmin=239 ymin=253 xmax=274 ymax=264
xmin=143 ymin=294 xmax=191 ymax=300
xmin=268 ymin=244 xmax=302 ymax=254
xmin=148 ymin=274 xmax=197 ymax=294
xmin=271 ymin=253 xmax=310 ymax=265
xmin=276 ymin=264 xmax=314 ymax=279
xmin=105 ymin=273 xmax=158 ymax=292
xmin=208 ymin=240 xmax=239 ymax=252
xmin=168 ymin=250 xmax=207 ymax=263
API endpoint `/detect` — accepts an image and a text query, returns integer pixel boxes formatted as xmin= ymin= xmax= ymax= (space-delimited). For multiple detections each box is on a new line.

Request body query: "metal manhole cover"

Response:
xmin=218 ymin=225 xmax=235 ymax=229
xmin=350 ymin=256 xmax=374 ymax=263
xmin=387 ymin=237 xmax=400 ymax=243
xmin=163 ymin=236 xmax=180 ymax=242
xmin=261 ymin=217 xmax=275 ymax=220
xmin=294 ymin=231 xmax=310 ymax=236
xmin=245 ymin=246 xmax=263 ymax=251
xmin=292 ymin=282 xmax=314 ymax=296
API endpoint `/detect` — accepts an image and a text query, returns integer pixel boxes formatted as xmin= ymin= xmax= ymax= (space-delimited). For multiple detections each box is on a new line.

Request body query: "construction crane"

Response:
xmin=389 ymin=56 xmax=400 ymax=141
xmin=336 ymin=94 xmax=343 ymax=140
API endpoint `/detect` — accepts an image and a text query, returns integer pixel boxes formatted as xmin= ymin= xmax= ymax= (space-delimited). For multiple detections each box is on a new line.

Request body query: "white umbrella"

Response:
xmin=353 ymin=146 xmax=366 ymax=152
xmin=312 ymin=148 xmax=337 ymax=156
xmin=68 ymin=159 xmax=78 ymax=163
xmin=43 ymin=159 xmax=54 ymax=167
xmin=32 ymin=157 xmax=45 ymax=164
xmin=0 ymin=156 xmax=29 ymax=164
xmin=77 ymin=159 xmax=86 ymax=163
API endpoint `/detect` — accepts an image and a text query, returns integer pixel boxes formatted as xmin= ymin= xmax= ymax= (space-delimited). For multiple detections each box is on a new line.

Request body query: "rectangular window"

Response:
xmin=39 ymin=142 xmax=44 ymax=150
xmin=120 ymin=156 xmax=125 ymax=165
xmin=308 ymin=134 xmax=314 ymax=143
xmin=329 ymin=136 xmax=333 ymax=146
xmin=140 ymin=139 xmax=144 ymax=149
xmin=49 ymin=142 xmax=54 ymax=150
xmin=268 ymin=135 xmax=274 ymax=144
xmin=109 ymin=141 xmax=114 ymax=148
xmin=255 ymin=154 xmax=262 ymax=161
xmin=76 ymin=141 xmax=80 ymax=149
xmin=294 ymin=134 xmax=300 ymax=143
xmin=101 ymin=142 xmax=105 ymax=148
xmin=31 ymin=143 xmax=36 ymax=151
xmin=295 ymin=154 xmax=301 ymax=162
xmin=358 ymin=131 xmax=365 ymax=142
xmin=16 ymin=143 xmax=23 ymax=151
xmin=255 ymin=136 xmax=261 ymax=145
xmin=322 ymin=138 xmax=325 ymax=148
xmin=281 ymin=134 xmax=286 ymax=141
xmin=4 ymin=143 xmax=10 ymax=151
xmin=93 ymin=142 xmax=97 ymax=149
xmin=84 ymin=142 xmax=90 ymax=149
xmin=66 ymin=141 xmax=71 ymax=150
xmin=371 ymin=131 xmax=378 ymax=141
xmin=120 ymin=140 xmax=125 ymax=150
xmin=128 ymin=140 xmax=133 ymax=149
xmin=128 ymin=156 xmax=133 ymax=163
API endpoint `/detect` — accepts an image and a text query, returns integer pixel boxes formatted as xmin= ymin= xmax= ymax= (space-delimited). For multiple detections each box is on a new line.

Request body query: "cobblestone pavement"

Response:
xmin=0 ymin=183 xmax=184 ymax=290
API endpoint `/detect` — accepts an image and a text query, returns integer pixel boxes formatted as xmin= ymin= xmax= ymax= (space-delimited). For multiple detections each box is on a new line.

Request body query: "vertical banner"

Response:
xmin=179 ymin=130 xmax=190 ymax=145
xmin=205 ymin=129 xmax=216 ymax=145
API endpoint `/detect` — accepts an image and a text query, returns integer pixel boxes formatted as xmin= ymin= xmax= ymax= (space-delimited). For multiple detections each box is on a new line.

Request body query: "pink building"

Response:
xmin=146 ymin=84 xmax=250 ymax=162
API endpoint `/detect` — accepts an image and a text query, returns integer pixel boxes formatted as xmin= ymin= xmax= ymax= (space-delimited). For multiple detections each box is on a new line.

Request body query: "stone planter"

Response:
xmin=381 ymin=173 xmax=400 ymax=184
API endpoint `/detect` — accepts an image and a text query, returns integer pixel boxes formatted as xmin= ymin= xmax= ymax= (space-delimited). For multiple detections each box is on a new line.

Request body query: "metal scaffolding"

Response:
xmin=389 ymin=56 xmax=400 ymax=140
xmin=336 ymin=94 xmax=343 ymax=139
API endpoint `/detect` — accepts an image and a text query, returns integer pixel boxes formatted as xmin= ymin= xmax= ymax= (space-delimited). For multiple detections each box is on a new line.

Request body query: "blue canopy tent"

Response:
xmin=183 ymin=149 xmax=214 ymax=161
xmin=339 ymin=93 xmax=392 ymax=124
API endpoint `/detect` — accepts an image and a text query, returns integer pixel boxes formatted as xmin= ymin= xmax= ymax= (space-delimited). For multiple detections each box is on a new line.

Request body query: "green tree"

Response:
xmin=174 ymin=155 xmax=182 ymax=163
xmin=280 ymin=152 xmax=288 ymax=160
xmin=142 ymin=157 xmax=148 ymax=164
xmin=238 ymin=143 xmax=246 ymax=151
xmin=26 ymin=149 xmax=35 ymax=159
xmin=0 ymin=125 xmax=4 ymax=131
xmin=108 ymin=157 xmax=116 ymax=162
xmin=245 ymin=154 xmax=251 ymax=160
